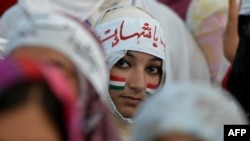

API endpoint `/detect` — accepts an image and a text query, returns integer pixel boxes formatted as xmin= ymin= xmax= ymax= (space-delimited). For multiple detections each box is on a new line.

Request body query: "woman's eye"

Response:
xmin=115 ymin=59 xmax=130 ymax=68
xmin=147 ymin=66 xmax=161 ymax=74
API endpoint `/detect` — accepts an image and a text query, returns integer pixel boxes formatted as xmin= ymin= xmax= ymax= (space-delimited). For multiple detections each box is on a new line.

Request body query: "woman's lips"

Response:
xmin=121 ymin=96 xmax=142 ymax=106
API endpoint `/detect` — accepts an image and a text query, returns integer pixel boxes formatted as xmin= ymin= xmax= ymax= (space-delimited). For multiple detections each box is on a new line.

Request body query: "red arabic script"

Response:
xmin=99 ymin=20 xmax=166 ymax=48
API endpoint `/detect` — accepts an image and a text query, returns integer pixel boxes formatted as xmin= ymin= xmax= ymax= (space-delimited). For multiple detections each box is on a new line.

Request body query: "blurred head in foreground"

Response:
xmin=3 ymin=12 xmax=121 ymax=141
xmin=0 ymin=58 xmax=81 ymax=141
xmin=132 ymin=82 xmax=248 ymax=141
xmin=4 ymin=12 xmax=109 ymax=102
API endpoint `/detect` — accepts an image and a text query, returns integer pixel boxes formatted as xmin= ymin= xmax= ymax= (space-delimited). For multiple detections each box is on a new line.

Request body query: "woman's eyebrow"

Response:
xmin=126 ymin=52 xmax=135 ymax=58
xmin=149 ymin=57 xmax=162 ymax=62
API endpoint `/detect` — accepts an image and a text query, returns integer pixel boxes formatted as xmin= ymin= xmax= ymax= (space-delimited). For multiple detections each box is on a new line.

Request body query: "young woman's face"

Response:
xmin=0 ymin=103 xmax=61 ymax=141
xmin=10 ymin=46 xmax=78 ymax=95
xmin=109 ymin=51 xmax=162 ymax=118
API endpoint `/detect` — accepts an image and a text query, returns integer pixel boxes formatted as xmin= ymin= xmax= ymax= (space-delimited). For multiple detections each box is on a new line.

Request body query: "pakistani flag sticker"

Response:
xmin=109 ymin=75 xmax=126 ymax=90
xmin=146 ymin=83 xmax=158 ymax=96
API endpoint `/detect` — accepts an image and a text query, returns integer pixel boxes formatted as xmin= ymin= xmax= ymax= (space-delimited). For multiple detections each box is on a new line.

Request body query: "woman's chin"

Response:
xmin=118 ymin=108 xmax=136 ymax=119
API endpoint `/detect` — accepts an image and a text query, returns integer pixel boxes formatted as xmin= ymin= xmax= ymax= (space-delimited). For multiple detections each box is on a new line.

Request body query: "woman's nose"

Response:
xmin=127 ymin=68 xmax=147 ymax=92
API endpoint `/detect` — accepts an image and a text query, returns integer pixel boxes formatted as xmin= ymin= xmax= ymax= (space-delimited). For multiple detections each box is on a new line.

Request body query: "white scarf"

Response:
xmin=0 ymin=38 xmax=6 ymax=59
xmin=19 ymin=0 xmax=106 ymax=21
xmin=240 ymin=0 xmax=250 ymax=15
xmin=5 ymin=13 xmax=109 ymax=102
xmin=132 ymin=82 xmax=248 ymax=141
xmin=18 ymin=0 xmax=138 ymax=22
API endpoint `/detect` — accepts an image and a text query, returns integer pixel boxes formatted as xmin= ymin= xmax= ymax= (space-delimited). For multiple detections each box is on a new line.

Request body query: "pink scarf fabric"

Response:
xmin=0 ymin=58 xmax=121 ymax=141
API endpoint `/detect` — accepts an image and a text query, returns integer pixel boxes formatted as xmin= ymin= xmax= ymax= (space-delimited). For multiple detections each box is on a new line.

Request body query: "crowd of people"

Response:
xmin=0 ymin=0 xmax=249 ymax=141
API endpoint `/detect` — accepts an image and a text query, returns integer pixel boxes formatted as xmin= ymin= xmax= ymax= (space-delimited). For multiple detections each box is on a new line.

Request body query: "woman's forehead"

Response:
xmin=126 ymin=50 xmax=162 ymax=61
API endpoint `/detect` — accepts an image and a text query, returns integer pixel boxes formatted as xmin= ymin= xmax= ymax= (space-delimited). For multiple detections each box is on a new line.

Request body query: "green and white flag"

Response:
xmin=146 ymin=83 xmax=158 ymax=96
xmin=109 ymin=75 xmax=126 ymax=90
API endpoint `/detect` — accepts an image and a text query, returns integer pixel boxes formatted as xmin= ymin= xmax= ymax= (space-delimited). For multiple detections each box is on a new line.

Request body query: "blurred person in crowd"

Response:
xmin=93 ymin=6 xmax=167 ymax=141
xmin=132 ymin=82 xmax=248 ymax=141
xmin=0 ymin=58 xmax=82 ymax=141
xmin=0 ymin=0 xmax=210 ymax=83
xmin=2 ymin=13 xmax=121 ymax=141
xmin=158 ymin=0 xmax=230 ymax=84
xmin=225 ymin=0 xmax=250 ymax=121
xmin=4 ymin=12 xmax=108 ymax=102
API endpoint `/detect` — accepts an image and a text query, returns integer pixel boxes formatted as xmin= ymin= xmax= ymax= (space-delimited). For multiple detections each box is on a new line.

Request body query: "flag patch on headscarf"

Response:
xmin=109 ymin=75 xmax=126 ymax=90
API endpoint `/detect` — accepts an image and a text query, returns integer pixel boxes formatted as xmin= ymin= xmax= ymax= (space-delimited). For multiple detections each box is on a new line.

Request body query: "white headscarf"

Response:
xmin=0 ymin=4 xmax=27 ymax=39
xmin=132 ymin=82 xmax=248 ymax=141
xmin=18 ymin=0 xmax=104 ymax=21
xmin=0 ymin=38 xmax=6 ymax=59
xmin=240 ymin=0 xmax=250 ymax=15
xmin=94 ymin=6 xmax=168 ymax=123
xmin=4 ymin=13 xmax=109 ymax=102
xmin=0 ymin=0 xmax=123 ymax=38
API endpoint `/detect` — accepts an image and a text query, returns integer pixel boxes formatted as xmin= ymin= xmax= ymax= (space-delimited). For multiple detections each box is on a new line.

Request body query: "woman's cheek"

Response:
xmin=109 ymin=75 xmax=126 ymax=91
xmin=146 ymin=83 xmax=159 ymax=96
